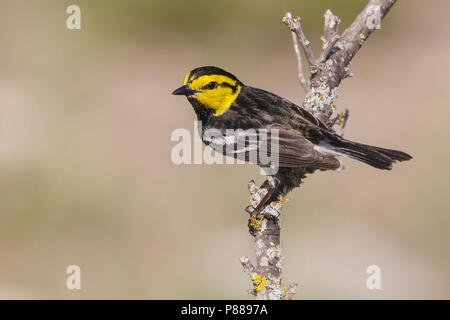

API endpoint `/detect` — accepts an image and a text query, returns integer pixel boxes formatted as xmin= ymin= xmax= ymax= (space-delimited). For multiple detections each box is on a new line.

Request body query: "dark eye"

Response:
xmin=205 ymin=82 xmax=218 ymax=90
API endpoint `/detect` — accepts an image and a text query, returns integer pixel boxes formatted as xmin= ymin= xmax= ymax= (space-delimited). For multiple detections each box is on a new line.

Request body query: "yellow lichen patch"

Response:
xmin=360 ymin=34 xmax=367 ymax=40
xmin=251 ymin=274 xmax=268 ymax=292
xmin=249 ymin=215 xmax=264 ymax=231
xmin=337 ymin=111 xmax=346 ymax=125
xmin=320 ymin=35 xmax=324 ymax=42
xmin=282 ymin=286 xmax=289 ymax=296
xmin=279 ymin=196 xmax=286 ymax=204
xmin=268 ymin=259 xmax=273 ymax=265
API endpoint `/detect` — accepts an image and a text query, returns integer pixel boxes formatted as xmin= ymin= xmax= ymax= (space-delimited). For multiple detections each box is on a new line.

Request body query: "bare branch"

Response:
xmin=307 ymin=0 xmax=397 ymax=124
xmin=341 ymin=0 xmax=396 ymax=65
xmin=284 ymin=12 xmax=309 ymax=90
xmin=282 ymin=14 xmax=318 ymax=74
xmin=312 ymin=0 xmax=398 ymax=89
xmin=322 ymin=9 xmax=340 ymax=50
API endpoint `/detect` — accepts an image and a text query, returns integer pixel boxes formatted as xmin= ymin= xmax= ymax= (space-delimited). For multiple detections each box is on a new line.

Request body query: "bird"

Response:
xmin=172 ymin=66 xmax=412 ymax=175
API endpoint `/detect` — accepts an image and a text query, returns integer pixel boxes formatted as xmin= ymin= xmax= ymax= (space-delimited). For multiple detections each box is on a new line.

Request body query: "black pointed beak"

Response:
xmin=172 ymin=85 xmax=196 ymax=96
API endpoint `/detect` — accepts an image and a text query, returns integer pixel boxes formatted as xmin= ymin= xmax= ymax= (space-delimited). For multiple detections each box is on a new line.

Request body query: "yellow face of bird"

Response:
xmin=178 ymin=71 xmax=242 ymax=116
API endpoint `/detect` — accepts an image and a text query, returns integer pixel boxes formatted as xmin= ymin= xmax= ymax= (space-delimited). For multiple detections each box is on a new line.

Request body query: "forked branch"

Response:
xmin=241 ymin=0 xmax=397 ymax=300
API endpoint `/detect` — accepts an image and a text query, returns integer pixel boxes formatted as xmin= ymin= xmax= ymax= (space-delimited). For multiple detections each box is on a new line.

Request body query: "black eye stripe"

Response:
xmin=221 ymin=82 xmax=238 ymax=93
xmin=200 ymin=81 xmax=239 ymax=92
xmin=202 ymin=81 xmax=218 ymax=90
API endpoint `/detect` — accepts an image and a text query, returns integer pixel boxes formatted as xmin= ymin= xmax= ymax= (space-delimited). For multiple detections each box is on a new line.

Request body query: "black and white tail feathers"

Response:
xmin=322 ymin=133 xmax=412 ymax=170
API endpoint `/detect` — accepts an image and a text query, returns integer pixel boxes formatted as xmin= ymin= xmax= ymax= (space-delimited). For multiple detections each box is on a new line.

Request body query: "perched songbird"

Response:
xmin=172 ymin=66 xmax=412 ymax=172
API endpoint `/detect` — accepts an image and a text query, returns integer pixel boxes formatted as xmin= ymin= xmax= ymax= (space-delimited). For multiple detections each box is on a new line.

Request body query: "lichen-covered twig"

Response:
xmin=241 ymin=0 xmax=398 ymax=300
xmin=242 ymin=175 xmax=297 ymax=300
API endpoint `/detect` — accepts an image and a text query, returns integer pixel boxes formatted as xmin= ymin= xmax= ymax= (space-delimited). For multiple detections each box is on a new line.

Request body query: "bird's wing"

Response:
xmin=246 ymin=86 xmax=333 ymax=132
xmin=267 ymin=126 xmax=340 ymax=170
xmin=205 ymin=126 xmax=339 ymax=170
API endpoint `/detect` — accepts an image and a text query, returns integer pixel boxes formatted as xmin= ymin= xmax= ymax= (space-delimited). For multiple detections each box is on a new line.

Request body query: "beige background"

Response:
xmin=0 ymin=0 xmax=448 ymax=299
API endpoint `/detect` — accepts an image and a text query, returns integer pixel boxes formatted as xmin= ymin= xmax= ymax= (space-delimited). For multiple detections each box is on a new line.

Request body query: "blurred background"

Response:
xmin=0 ymin=0 xmax=449 ymax=299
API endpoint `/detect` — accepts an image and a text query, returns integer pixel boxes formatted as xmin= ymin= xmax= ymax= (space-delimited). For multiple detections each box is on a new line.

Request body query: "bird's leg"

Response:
xmin=248 ymin=176 xmax=280 ymax=216
xmin=246 ymin=176 xmax=282 ymax=236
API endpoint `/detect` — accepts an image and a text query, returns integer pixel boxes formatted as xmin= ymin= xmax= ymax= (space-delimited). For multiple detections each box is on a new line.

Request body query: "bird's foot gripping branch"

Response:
xmin=239 ymin=0 xmax=399 ymax=300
